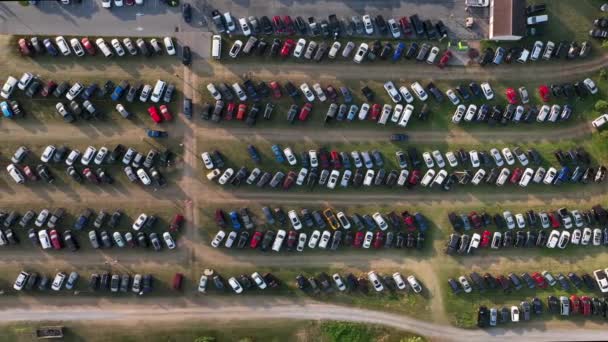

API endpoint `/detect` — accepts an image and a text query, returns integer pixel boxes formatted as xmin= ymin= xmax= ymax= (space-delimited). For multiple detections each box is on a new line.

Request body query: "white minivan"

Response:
xmin=150 ymin=80 xmax=166 ymax=103
xmin=211 ymin=35 xmax=222 ymax=59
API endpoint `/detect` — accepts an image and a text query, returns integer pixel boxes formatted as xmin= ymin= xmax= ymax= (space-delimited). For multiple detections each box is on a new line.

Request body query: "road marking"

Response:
xmin=136 ymin=12 xmax=144 ymax=17
xmin=136 ymin=27 xmax=143 ymax=31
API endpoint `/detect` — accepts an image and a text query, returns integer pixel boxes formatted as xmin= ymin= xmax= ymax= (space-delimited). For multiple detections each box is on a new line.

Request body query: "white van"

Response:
xmin=211 ymin=35 xmax=222 ymax=59
xmin=95 ymin=38 xmax=114 ymax=58
xmin=6 ymin=164 xmax=25 ymax=184
xmin=592 ymin=114 xmax=608 ymax=130
xmin=516 ymin=49 xmax=530 ymax=63
xmin=272 ymin=229 xmax=286 ymax=252
xmin=398 ymin=104 xmax=414 ymax=127
xmin=527 ymin=15 xmax=548 ymax=25
xmin=150 ymin=80 xmax=166 ymax=103
xmin=38 ymin=229 xmax=52 ymax=249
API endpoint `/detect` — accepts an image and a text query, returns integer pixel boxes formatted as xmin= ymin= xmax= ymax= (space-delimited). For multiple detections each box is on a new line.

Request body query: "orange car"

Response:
xmin=322 ymin=209 xmax=340 ymax=230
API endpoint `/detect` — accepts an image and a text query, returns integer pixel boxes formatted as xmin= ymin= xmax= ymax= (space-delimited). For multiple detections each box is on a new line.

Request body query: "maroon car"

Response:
xmin=282 ymin=171 xmax=297 ymax=190
xmin=401 ymin=211 xmax=416 ymax=231
xmin=83 ymin=168 xmax=99 ymax=184
xmin=41 ymin=80 xmax=57 ymax=97
xmin=215 ymin=209 xmax=227 ymax=228
xmin=286 ymin=230 xmax=297 ymax=250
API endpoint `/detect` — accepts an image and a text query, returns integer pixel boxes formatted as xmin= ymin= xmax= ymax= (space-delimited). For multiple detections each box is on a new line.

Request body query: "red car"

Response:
xmin=330 ymin=151 xmax=341 ymax=169
xmin=147 ymin=106 xmax=162 ymax=123
xmin=298 ymin=102 xmax=313 ymax=121
xmin=538 ymin=85 xmax=550 ymax=102
xmin=225 ymin=102 xmax=236 ymax=120
xmin=408 ymin=169 xmax=421 ymax=186
xmin=480 ymin=230 xmax=491 ymax=247
xmin=269 ymin=81 xmax=282 ymax=99
xmin=505 ymin=88 xmax=518 ymax=104
xmin=468 ymin=211 xmax=482 ymax=229
xmin=510 ymin=168 xmax=523 ymax=183
xmin=250 ymin=231 xmax=263 ymax=249
xmin=370 ymin=103 xmax=381 ymax=121
xmin=570 ymin=295 xmax=581 ymax=314
xmin=172 ymin=273 xmax=183 ymax=290
xmin=18 ymin=38 xmax=32 ymax=56
xmin=548 ymin=212 xmax=560 ymax=228
xmin=41 ymin=80 xmax=57 ymax=97
xmin=580 ymin=296 xmax=591 ymax=316
xmin=214 ymin=209 xmax=227 ymax=228
xmin=169 ymin=214 xmax=184 ymax=232
xmin=159 ymin=105 xmax=173 ymax=121
xmin=437 ymin=50 xmax=452 ymax=69
xmin=373 ymin=231 xmax=384 ymax=249
xmin=83 ymin=168 xmax=99 ymax=184
xmin=49 ymin=229 xmax=62 ymax=250
xmin=530 ymin=272 xmax=548 ymax=289
xmin=81 ymin=37 xmax=96 ymax=55
xmin=353 ymin=231 xmax=364 ymax=248
xmin=283 ymin=16 xmax=295 ymax=35
xmin=272 ymin=16 xmax=284 ymax=33
xmin=401 ymin=211 xmax=416 ymax=231
xmin=236 ymin=103 xmax=247 ymax=120
xmin=287 ymin=230 xmax=297 ymax=249
xmin=282 ymin=171 xmax=296 ymax=190
xmin=280 ymin=39 xmax=295 ymax=57
xmin=22 ymin=165 xmax=37 ymax=181
xmin=399 ymin=17 xmax=413 ymax=35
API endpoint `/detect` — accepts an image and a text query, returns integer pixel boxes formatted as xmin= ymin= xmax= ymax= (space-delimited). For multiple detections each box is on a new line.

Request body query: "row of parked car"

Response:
xmin=13 ymin=270 xmax=154 ymax=294
xmin=198 ymin=270 xmax=280 ymax=294
xmin=477 ymin=294 xmax=608 ymax=327
xmin=453 ymin=268 xmax=608 ymax=297
xmin=211 ymin=11 xmax=447 ymax=40
xmin=478 ymin=40 xmax=591 ymax=66
xmin=17 ymin=35 xmax=176 ymax=58
xmin=214 ymin=207 xmax=428 ymax=232
xmin=449 ymin=206 xmax=608 ymax=232
xmin=6 ymin=144 xmax=172 ymax=186
xmin=211 ymin=227 xmax=425 ymax=252
xmin=297 ymin=271 xmax=423 ymax=294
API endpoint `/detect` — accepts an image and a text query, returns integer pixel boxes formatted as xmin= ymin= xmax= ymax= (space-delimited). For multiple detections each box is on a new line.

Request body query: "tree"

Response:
xmin=595 ymin=100 xmax=608 ymax=112
xmin=194 ymin=337 xmax=216 ymax=342
xmin=600 ymin=68 xmax=608 ymax=80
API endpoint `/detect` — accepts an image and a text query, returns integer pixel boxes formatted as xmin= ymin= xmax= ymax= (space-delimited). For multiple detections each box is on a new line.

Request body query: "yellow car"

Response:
xmin=323 ymin=208 xmax=340 ymax=230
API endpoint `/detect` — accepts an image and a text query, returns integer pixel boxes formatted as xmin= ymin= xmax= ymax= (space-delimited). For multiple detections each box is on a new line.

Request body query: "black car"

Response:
xmin=181 ymin=3 xmax=192 ymax=23
xmin=405 ymin=42 xmax=418 ymax=59
xmin=477 ymin=306 xmax=489 ymax=328
xmin=182 ymin=46 xmax=191 ymax=66
xmin=379 ymin=43 xmax=393 ymax=59
xmin=375 ymin=15 xmax=388 ymax=35
xmin=423 ymin=19 xmax=437 ymax=39
xmin=270 ymin=38 xmax=281 ymax=57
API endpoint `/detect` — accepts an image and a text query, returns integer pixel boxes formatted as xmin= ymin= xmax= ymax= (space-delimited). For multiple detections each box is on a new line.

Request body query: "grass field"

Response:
xmin=0 ymin=320 xmax=426 ymax=342
xmin=197 ymin=72 xmax=607 ymax=131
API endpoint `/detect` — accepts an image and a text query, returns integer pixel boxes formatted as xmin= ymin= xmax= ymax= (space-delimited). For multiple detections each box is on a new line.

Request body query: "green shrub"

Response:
xmin=595 ymin=100 xmax=608 ymax=112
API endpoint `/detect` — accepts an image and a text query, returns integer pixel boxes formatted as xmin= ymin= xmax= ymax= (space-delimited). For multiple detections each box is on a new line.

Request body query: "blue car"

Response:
xmin=346 ymin=104 xmax=359 ymax=121
xmin=555 ymin=167 xmax=570 ymax=185
xmin=1 ymin=101 xmax=13 ymax=118
xmin=82 ymin=83 xmax=98 ymax=100
xmin=392 ymin=42 xmax=406 ymax=61
xmin=247 ymin=144 xmax=261 ymax=163
xmin=271 ymin=144 xmax=285 ymax=163
xmin=229 ymin=211 xmax=241 ymax=230
xmin=147 ymin=129 xmax=168 ymax=138
xmin=43 ymin=38 xmax=58 ymax=56
xmin=340 ymin=87 xmax=353 ymax=103
xmin=414 ymin=213 xmax=428 ymax=232
xmin=111 ymin=84 xmax=126 ymax=101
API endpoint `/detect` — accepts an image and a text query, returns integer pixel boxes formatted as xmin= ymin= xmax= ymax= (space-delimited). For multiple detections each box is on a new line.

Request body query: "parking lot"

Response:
xmin=0 ymin=0 xmax=608 ymax=340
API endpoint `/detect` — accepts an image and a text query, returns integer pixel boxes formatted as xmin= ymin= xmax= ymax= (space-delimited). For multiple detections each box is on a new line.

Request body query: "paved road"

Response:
xmin=0 ymin=299 xmax=606 ymax=342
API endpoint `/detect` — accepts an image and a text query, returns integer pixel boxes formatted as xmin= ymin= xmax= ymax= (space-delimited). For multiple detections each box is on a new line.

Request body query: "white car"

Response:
xmin=81 ymin=146 xmax=96 ymax=165
xmin=200 ymin=152 xmax=214 ymax=169
xmin=518 ymin=168 xmax=534 ymax=187
xmin=300 ymin=83 xmax=315 ymax=102
xmin=515 ymin=213 xmax=526 ymax=228
xmin=581 ymin=227 xmax=592 ymax=245
xmin=432 ymin=170 xmax=448 ymax=187
xmin=251 ymin=272 xmax=267 ymax=289
xmin=229 ymin=40 xmax=243 ymax=58
xmin=328 ymin=41 xmax=341 ymax=58
xmin=340 ymin=170 xmax=352 ymax=187
xmin=496 ymin=167 xmax=511 ymax=186
xmin=391 ymin=104 xmax=404 ymax=123
xmin=238 ymin=17 xmax=251 ymax=36
xmin=458 ymin=276 xmax=472 ymax=293
xmin=312 ymin=83 xmax=327 ymax=102
xmin=1 ymin=76 xmax=18 ymax=99
xmin=327 ymin=170 xmax=340 ymax=189
xmin=537 ymin=105 xmax=551 ymax=122
xmin=35 ymin=209 xmax=50 ymax=227
xmin=362 ymin=231 xmax=373 ymax=248
xmin=503 ymin=211 xmax=516 ymax=230
xmin=40 ymin=145 xmax=56 ymax=163
xmin=584 ymin=78 xmax=598 ymax=94
xmin=224 ymin=231 xmax=237 ymax=248
xmin=368 ymin=271 xmax=384 ymax=292
xmin=110 ymin=39 xmax=126 ymax=56
xmin=452 ymin=105 xmax=466 ymax=123
xmin=511 ymin=306 xmax=520 ymax=322
xmin=342 ymin=41 xmax=355 ymax=58
xmin=55 ymin=36 xmax=71 ymax=56
xmin=228 ymin=277 xmax=243 ymax=294
xmin=469 ymin=150 xmax=480 ymax=168
xmin=353 ymin=43 xmax=369 ymax=63
xmin=501 ymin=147 xmax=515 ymax=165
xmin=392 ymin=272 xmax=407 ymax=290
xmin=66 ymin=82 xmax=84 ymax=101
xmin=533 ymin=167 xmax=546 ymax=183
xmin=407 ymin=275 xmax=422 ymax=293
xmin=446 ymin=89 xmax=460 ymax=105
xmin=445 ymin=152 xmax=458 ymax=167
xmin=397 ymin=105 xmax=414 ymax=127
xmin=308 ymin=150 xmax=318 ymax=168
xmin=593 ymin=229 xmax=602 ymax=246
xmin=383 ymin=81 xmax=402 ymax=103
xmin=362 ymin=15 xmax=374 ymax=34
xmin=295 ymin=168 xmax=308 ymax=186
xmin=593 ymin=269 xmax=608 ymax=293
xmin=426 ymin=46 xmax=440 ymax=64
xmin=539 ymin=212 xmax=551 ymax=229
xmin=207 ymin=83 xmax=222 ymax=100
xmin=420 ymin=169 xmax=436 ymax=187
xmin=13 ymin=271 xmax=29 ymax=291
xmin=422 ymin=152 xmax=434 ymax=168
xmin=480 ymin=82 xmax=494 ymax=100
xmin=332 ymin=273 xmax=346 ymax=291
xmin=464 ymin=104 xmax=478 ymax=122
xmin=571 ymin=210 xmax=584 ymax=227
xmin=490 ymin=148 xmax=504 ymax=166
xmin=318 ymin=230 xmax=331 ymax=249
xmin=218 ymin=168 xmax=234 ymax=185
xmin=410 ymin=82 xmax=428 ymax=101
xmin=162 ymin=232 xmax=176 ymax=249
xmin=399 ymin=86 xmax=414 ymax=104
xmin=558 ymin=230 xmax=571 ymax=249
xmin=388 ymin=19 xmax=401 ymax=38
xmin=17 ymin=72 xmax=33 ymax=91
xmin=137 ymin=168 xmax=151 ymax=185
xmin=288 ymin=210 xmax=302 ymax=230
xmin=372 ymin=212 xmax=389 ymax=231
xmin=571 ymin=229 xmax=582 ymax=245
xmin=546 ymin=230 xmax=560 ymax=248
xmin=363 ymin=169 xmax=375 ymax=186
xmin=283 ymin=147 xmax=297 ymax=165
xmin=468 ymin=233 xmax=480 ymax=253
xmin=51 ymin=272 xmax=67 ymax=291
xmin=293 ymin=38 xmax=306 ymax=57
xmin=308 ymin=230 xmax=321 ymax=248
xmin=296 ymin=233 xmax=307 ymax=252
xmin=471 ymin=169 xmax=486 ymax=185
xmin=163 ymin=37 xmax=175 ymax=55
xmin=211 ymin=230 xmax=226 ymax=247
xmin=69 ymin=38 xmax=85 ymax=57
xmin=543 ymin=167 xmax=557 ymax=185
